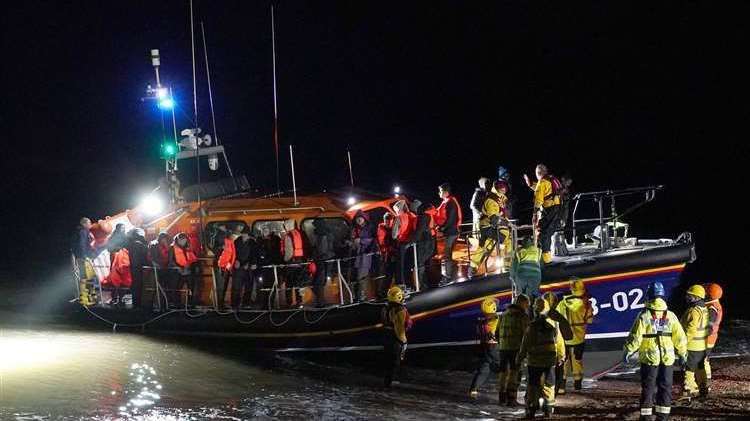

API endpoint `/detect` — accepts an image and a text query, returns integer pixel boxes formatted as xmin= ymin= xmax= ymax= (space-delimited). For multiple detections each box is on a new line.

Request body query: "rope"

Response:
xmin=303 ymin=307 xmax=333 ymax=325
xmin=233 ymin=310 xmax=267 ymax=325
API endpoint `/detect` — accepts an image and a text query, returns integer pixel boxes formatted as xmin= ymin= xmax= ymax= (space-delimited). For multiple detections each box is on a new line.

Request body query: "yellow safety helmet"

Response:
xmin=686 ymin=284 xmax=706 ymax=300
xmin=571 ymin=278 xmax=586 ymax=296
xmin=542 ymin=291 xmax=559 ymax=309
xmin=481 ymin=298 xmax=498 ymax=315
xmin=387 ymin=286 xmax=404 ymax=303
xmin=533 ymin=297 xmax=550 ymax=315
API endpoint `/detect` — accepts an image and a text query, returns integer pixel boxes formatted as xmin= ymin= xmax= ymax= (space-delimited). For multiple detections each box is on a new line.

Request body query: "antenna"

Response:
xmin=200 ymin=21 xmax=233 ymax=177
xmin=290 ymin=145 xmax=299 ymax=206
xmin=271 ymin=4 xmax=281 ymax=193
xmin=190 ymin=0 xmax=198 ymax=127
xmin=347 ymin=149 xmax=354 ymax=187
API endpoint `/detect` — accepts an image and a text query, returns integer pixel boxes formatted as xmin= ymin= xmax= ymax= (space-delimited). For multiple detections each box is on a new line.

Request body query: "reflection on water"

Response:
xmin=0 ymin=326 xmax=525 ymax=420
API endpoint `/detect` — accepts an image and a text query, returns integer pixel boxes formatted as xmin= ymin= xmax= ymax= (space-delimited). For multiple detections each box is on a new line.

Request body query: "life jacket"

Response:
xmin=377 ymin=221 xmax=394 ymax=255
xmin=435 ymin=195 xmax=463 ymax=232
xmin=217 ymin=237 xmax=236 ymax=270
xmin=280 ymin=229 xmax=304 ymax=259
xmin=107 ymin=248 xmax=133 ymax=288
xmin=624 ymin=299 xmax=687 ymax=366
xmin=395 ymin=212 xmax=416 ymax=244
xmin=706 ymin=300 xmax=723 ymax=348
xmin=174 ymin=244 xmax=198 ymax=268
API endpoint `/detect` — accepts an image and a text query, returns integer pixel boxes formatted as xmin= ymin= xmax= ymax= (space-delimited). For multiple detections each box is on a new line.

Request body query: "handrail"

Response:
xmin=207 ymin=206 xmax=326 ymax=215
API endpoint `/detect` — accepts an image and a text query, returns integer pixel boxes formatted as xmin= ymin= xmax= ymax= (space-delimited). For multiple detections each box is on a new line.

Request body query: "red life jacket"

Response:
xmin=280 ymin=229 xmax=304 ymax=259
xmin=107 ymin=248 xmax=133 ymax=288
xmin=218 ymin=237 xmax=236 ymax=270
xmin=706 ymin=300 xmax=723 ymax=348
xmin=174 ymin=245 xmax=198 ymax=268
xmin=543 ymin=175 xmax=563 ymax=202
xmin=377 ymin=221 xmax=394 ymax=255
xmin=396 ymin=212 xmax=416 ymax=243
xmin=435 ymin=195 xmax=463 ymax=231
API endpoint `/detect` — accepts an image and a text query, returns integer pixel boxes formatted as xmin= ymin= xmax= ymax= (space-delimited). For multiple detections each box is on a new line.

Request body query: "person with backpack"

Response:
xmin=524 ymin=163 xmax=562 ymax=264
xmin=382 ymin=286 xmax=412 ymax=387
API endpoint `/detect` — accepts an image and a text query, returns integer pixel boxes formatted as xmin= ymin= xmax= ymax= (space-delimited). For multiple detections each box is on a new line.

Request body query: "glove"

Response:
xmin=400 ymin=343 xmax=408 ymax=361
xmin=677 ymin=355 xmax=687 ymax=368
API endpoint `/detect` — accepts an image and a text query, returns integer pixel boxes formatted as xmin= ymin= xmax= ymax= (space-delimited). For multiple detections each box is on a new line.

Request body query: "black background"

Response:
xmin=1 ymin=2 xmax=747 ymax=315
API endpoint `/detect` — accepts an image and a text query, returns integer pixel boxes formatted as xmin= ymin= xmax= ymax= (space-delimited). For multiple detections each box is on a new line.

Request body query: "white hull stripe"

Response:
xmin=585 ymin=332 xmax=629 ymax=339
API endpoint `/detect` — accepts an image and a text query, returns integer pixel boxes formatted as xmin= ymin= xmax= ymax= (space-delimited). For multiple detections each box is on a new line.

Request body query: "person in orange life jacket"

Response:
xmin=410 ymin=200 xmax=436 ymax=289
xmin=126 ymin=228 xmax=148 ymax=309
xmin=524 ymin=164 xmax=562 ymax=264
xmin=232 ymin=226 xmax=261 ymax=309
xmin=217 ymin=225 xmax=241 ymax=310
xmin=170 ymin=232 xmax=201 ymax=308
xmin=377 ymin=213 xmax=397 ymax=299
xmin=392 ymin=200 xmax=417 ymax=289
xmin=281 ymin=218 xmax=306 ymax=307
xmin=435 ymin=183 xmax=462 ymax=281
xmin=106 ymin=246 xmax=133 ymax=307
xmin=107 ymin=223 xmax=128 ymax=264
xmin=149 ymin=231 xmax=172 ymax=309
xmin=702 ymin=283 xmax=723 ymax=396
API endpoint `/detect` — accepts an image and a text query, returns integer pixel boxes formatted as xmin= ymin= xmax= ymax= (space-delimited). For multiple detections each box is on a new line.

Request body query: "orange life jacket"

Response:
xmin=174 ymin=245 xmax=198 ymax=268
xmin=706 ymin=300 xmax=723 ymax=348
xmin=107 ymin=248 xmax=132 ymax=288
xmin=280 ymin=229 xmax=304 ymax=259
xmin=435 ymin=195 xmax=463 ymax=231
xmin=217 ymin=237 xmax=236 ymax=270
xmin=396 ymin=212 xmax=416 ymax=243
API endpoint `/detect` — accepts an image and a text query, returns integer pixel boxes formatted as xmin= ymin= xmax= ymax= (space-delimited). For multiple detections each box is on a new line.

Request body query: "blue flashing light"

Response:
xmin=158 ymin=98 xmax=175 ymax=110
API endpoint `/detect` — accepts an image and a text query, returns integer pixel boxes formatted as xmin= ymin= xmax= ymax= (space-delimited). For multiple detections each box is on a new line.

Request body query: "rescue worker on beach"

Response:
xmin=496 ymin=294 xmax=530 ymax=406
xmin=382 ymin=286 xmax=412 ymax=387
xmin=516 ymin=297 xmax=565 ymax=419
xmin=510 ymin=237 xmax=542 ymax=301
xmin=623 ymin=281 xmax=687 ymax=421
xmin=435 ymin=183 xmax=462 ymax=282
xmin=469 ymin=298 xmax=501 ymax=399
xmin=703 ymin=283 xmax=723 ymax=396
xmin=543 ymin=291 xmax=567 ymax=397
xmin=680 ymin=284 xmax=709 ymax=398
xmin=524 ymin=164 xmax=562 ymax=264
xmin=555 ymin=278 xmax=593 ymax=392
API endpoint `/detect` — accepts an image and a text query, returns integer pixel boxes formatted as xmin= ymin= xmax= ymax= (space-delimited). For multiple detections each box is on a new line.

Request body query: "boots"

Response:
xmin=574 ymin=379 xmax=583 ymax=391
xmin=543 ymin=405 xmax=554 ymax=419
xmin=497 ymin=391 xmax=506 ymax=405
xmin=506 ymin=390 xmax=520 ymax=407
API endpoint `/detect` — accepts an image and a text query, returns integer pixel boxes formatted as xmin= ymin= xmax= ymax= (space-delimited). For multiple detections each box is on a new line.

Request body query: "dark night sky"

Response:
xmin=1 ymin=2 xmax=748 ymax=313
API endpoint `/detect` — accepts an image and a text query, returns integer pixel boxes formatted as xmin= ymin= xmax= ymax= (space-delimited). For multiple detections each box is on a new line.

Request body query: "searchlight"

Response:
xmin=139 ymin=194 xmax=164 ymax=216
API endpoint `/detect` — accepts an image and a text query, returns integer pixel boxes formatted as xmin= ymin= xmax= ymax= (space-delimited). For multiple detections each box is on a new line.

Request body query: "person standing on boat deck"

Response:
xmin=469 ymin=181 xmax=509 ymax=277
xmin=392 ymin=200 xmax=416 ymax=290
xmin=217 ymin=225 xmax=240 ymax=310
xmin=542 ymin=291 xmax=567 ymax=397
xmin=470 ymin=178 xmax=491 ymax=238
xmin=311 ymin=219 xmax=335 ymax=307
xmin=149 ymin=231 xmax=172 ymax=309
xmin=171 ymin=232 xmax=201 ymax=308
xmin=516 ymin=297 xmax=565 ymax=419
xmin=258 ymin=226 xmax=278 ymax=308
xmin=126 ymin=228 xmax=148 ymax=309
xmin=554 ymin=278 xmax=594 ymax=392
xmin=469 ymin=298 xmax=501 ymax=400
xmin=232 ymin=227 xmax=259 ymax=309
xmin=382 ymin=286 xmax=412 ymax=387
xmin=496 ymin=166 xmax=514 ymax=219
xmin=435 ymin=183 xmax=462 ymax=282
xmin=510 ymin=237 xmax=542 ymax=301
xmin=495 ymin=294 xmax=530 ymax=406
xmin=107 ymin=223 xmax=127 ymax=264
xmin=281 ymin=218 xmax=306 ymax=307
xmin=702 ymin=283 xmax=723 ymax=397
xmin=524 ymin=164 xmax=562 ymax=264
xmin=680 ymin=284 xmax=709 ymax=398
xmin=377 ymin=213 xmax=397 ymax=299
xmin=410 ymin=201 xmax=436 ymax=290
xmin=623 ymin=281 xmax=687 ymax=421
xmin=72 ymin=217 xmax=96 ymax=281
xmin=351 ymin=210 xmax=376 ymax=301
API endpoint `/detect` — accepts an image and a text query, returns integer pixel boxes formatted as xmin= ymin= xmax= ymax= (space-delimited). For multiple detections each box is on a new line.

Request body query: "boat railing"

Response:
xmin=454 ymin=220 xmax=529 ymax=277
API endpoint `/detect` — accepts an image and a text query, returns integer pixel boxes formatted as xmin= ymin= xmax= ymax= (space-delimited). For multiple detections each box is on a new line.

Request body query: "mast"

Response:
xmin=272 ymin=4 xmax=281 ymax=193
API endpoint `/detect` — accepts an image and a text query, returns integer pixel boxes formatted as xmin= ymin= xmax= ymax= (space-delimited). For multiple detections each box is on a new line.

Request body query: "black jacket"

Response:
xmin=127 ymin=236 xmax=149 ymax=279
xmin=235 ymin=236 xmax=261 ymax=267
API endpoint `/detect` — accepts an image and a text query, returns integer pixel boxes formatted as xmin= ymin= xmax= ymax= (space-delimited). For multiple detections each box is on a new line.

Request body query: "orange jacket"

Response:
xmin=174 ymin=245 xmax=198 ymax=268
xmin=217 ymin=237 xmax=236 ymax=271
xmin=107 ymin=248 xmax=132 ymax=288
xmin=396 ymin=212 xmax=416 ymax=244
xmin=706 ymin=300 xmax=723 ymax=348
xmin=435 ymin=195 xmax=463 ymax=235
xmin=281 ymin=229 xmax=304 ymax=260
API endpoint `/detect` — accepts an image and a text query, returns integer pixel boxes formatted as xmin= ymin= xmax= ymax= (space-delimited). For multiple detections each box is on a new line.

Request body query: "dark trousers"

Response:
xmin=218 ymin=268 xmax=232 ymax=308
xmin=498 ymin=349 xmax=520 ymax=395
xmin=527 ymin=365 xmax=556 ymax=410
xmin=130 ymin=271 xmax=144 ymax=308
xmin=538 ymin=205 xmax=560 ymax=253
xmin=231 ymin=267 xmax=253 ymax=308
xmin=172 ymin=264 xmax=201 ymax=306
xmin=313 ymin=261 xmax=334 ymax=306
xmin=383 ymin=334 xmax=405 ymax=387
xmin=397 ymin=243 xmax=413 ymax=287
xmin=443 ymin=234 xmax=458 ymax=279
xmin=640 ymin=363 xmax=673 ymax=421
xmin=380 ymin=253 xmax=396 ymax=298
xmin=470 ymin=347 xmax=500 ymax=391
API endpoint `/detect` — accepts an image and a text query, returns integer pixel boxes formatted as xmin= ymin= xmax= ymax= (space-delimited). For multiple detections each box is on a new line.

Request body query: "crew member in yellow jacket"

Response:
xmin=623 ymin=281 xmax=687 ymax=421
xmin=554 ymin=278 xmax=594 ymax=392
xmin=680 ymin=284 xmax=709 ymax=398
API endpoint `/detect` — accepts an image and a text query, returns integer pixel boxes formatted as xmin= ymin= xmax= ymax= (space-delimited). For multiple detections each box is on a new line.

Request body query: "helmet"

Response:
xmin=497 ymin=166 xmax=509 ymax=181
xmin=533 ymin=297 xmax=550 ymax=315
xmin=686 ymin=284 xmax=706 ymax=300
xmin=387 ymin=286 xmax=404 ymax=303
xmin=704 ymin=283 xmax=723 ymax=300
xmin=481 ymin=298 xmax=498 ymax=315
xmin=542 ymin=291 xmax=559 ymax=309
xmin=570 ymin=279 xmax=586 ymax=296
xmin=646 ymin=282 xmax=665 ymax=300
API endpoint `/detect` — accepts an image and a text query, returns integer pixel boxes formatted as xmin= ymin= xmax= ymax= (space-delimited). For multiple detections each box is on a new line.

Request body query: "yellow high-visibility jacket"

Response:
xmin=534 ymin=178 xmax=561 ymax=209
xmin=517 ymin=316 xmax=563 ymax=367
xmin=555 ymin=294 xmax=593 ymax=346
xmin=680 ymin=304 xmax=709 ymax=352
xmin=624 ymin=298 xmax=687 ymax=366
xmin=497 ymin=304 xmax=530 ymax=351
